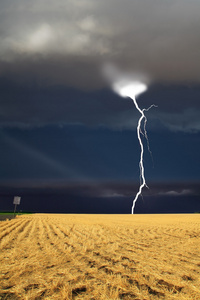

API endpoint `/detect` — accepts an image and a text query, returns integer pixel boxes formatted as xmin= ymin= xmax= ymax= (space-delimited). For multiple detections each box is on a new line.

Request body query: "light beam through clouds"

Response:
xmin=103 ymin=65 xmax=156 ymax=213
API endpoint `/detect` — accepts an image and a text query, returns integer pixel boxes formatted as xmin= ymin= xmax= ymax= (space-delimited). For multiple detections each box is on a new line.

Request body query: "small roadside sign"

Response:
xmin=13 ymin=196 xmax=21 ymax=205
xmin=13 ymin=196 xmax=21 ymax=216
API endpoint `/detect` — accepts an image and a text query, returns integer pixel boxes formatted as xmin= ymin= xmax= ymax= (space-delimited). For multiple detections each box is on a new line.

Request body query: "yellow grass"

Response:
xmin=0 ymin=214 xmax=200 ymax=299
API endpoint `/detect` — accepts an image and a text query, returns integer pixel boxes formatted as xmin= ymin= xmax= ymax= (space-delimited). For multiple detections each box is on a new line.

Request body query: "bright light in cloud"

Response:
xmin=102 ymin=63 xmax=150 ymax=92
xmin=113 ymin=81 xmax=147 ymax=98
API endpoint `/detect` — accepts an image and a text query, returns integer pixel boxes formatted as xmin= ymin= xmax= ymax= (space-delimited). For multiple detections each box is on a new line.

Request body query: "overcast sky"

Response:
xmin=0 ymin=0 xmax=200 ymax=213
xmin=0 ymin=0 xmax=200 ymax=84
xmin=0 ymin=0 xmax=200 ymax=130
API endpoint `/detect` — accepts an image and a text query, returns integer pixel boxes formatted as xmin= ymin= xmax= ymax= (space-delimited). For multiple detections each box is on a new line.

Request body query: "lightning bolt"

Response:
xmin=112 ymin=81 xmax=156 ymax=214
xmin=130 ymin=98 xmax=156 ymax=214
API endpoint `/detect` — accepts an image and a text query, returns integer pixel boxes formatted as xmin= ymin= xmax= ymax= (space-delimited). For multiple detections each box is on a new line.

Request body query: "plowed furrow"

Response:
xmin=0 ymin=220 xmax=30 ymax=249
xmin=51 ymin=224 xmax=76 ymax=250
xmin=0 ymin=218 xmax=22 ymax=230
xmin=33 ymin=221 xmax=45 ymax=252
xmin=42 ymin=221 xmax=72 ymax=260
xmin=49 ymin=223 xmax=79 ymax=254
xmin=50 ymin=223 xmax=67 ymax=240
xmin=37 ymin=219 xmax=45 ymax=244
xmin=31 ymin=219 xmax=59 ymax=262
xmin=25 ymin=219 xmax=37 ymax=241
xmin=23 ymin=220 xmax=41 ymax=254
xmin=55 ymin=225 xmax=70 ymax=237
xmin=39 ymin=220 xmax=59 ymax=251
xmin=72 ymin=227 xmax=90 ymax=239
xmin=91 ymin=249 xmax=135 ymax=273
xmin=0 ymin=219 xmax=25 ymax=240
xmin=52 ymin=225 xmax=72 ymax=245
xmin=14 ymin=220 xmax=32 ymax=244
xmin=47 ymin=224 xmax=97 ymax=270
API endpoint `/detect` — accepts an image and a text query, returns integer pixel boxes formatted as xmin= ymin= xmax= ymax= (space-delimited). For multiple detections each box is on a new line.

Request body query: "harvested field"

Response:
xmin=0 ymin=213 xmax=200 ymax=299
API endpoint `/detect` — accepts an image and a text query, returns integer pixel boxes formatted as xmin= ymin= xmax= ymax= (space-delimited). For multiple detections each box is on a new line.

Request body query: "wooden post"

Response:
xmin=14 ymin=203 xmax=17 ymax=217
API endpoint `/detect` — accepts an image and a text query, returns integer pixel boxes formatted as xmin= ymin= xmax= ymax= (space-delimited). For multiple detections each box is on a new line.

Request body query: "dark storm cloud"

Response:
xmin=1 ymin=79 xmax=200 ymax=132
xmin=1 ymin=180 xmax=200 ymax=198
xmin=0 ymin=0 xmax=200 ymax=87
xmin=1 ymin=180 xmax=199 ymax=213
xmin=0 ymin=79 xmax=141 ymax=128
xmin=140 ymin=84 xmax=200 ymax=132
xmin=72 ymin=181 xmax=200 ymax=199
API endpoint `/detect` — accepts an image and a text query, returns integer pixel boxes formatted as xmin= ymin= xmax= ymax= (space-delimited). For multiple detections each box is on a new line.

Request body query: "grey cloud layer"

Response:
xmin=0 ymin=0 xmax=200 ymax=87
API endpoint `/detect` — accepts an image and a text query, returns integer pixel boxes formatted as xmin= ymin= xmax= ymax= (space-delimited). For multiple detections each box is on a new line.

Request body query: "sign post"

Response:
xmin=13 ymin=196 xmax=21 ymax=217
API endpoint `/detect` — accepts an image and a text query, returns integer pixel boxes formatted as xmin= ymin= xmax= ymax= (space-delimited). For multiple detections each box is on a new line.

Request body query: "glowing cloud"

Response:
xmin=113 ymin=81 xmax=147 ymax=98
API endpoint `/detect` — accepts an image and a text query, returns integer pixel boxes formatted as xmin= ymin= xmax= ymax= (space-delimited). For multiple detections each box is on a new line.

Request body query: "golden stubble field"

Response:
xmin=0 ymin=214 xmax=200 ymax=300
